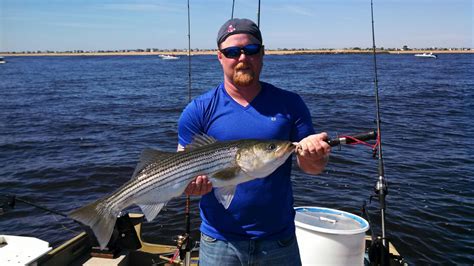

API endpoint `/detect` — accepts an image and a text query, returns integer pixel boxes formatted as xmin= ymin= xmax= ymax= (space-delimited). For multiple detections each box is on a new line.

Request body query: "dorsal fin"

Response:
xmin=132 ymin=148 xmax=174 ymax=178
xmin=185 ymin=134 xmax=217 ymax=151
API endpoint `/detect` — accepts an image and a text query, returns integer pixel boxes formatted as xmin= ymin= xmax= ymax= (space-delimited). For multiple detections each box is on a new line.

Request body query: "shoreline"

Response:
xmin=0 ymin=49 xmax=471 ymax=57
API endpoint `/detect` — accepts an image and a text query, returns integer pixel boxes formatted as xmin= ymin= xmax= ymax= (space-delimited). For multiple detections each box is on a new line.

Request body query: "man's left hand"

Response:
xmin=296 ymin=132 xmax=331 ymax=174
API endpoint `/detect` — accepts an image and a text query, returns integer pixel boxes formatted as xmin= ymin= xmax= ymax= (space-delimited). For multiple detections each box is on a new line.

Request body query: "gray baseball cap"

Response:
xmin=217 ymin=18 xmax=262 ymax=46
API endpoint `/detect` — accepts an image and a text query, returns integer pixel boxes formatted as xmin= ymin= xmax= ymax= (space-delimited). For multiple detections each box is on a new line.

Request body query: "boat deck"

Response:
xmin=35 ymin=213 xmax=405 ymax=265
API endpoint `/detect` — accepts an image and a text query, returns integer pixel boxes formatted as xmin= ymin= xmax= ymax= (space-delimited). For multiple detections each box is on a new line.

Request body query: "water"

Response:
xmin=1 ymin=54 xmax=473 ymax=264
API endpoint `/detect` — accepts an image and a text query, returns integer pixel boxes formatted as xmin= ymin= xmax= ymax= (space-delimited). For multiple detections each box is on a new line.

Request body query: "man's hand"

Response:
xmin=185 ymin=175 xmax=213 ymax=196
xmin=178 ymin=144 xmax=213 ymax=196
xmin=296 ymin=132 xmax=331 ymax=175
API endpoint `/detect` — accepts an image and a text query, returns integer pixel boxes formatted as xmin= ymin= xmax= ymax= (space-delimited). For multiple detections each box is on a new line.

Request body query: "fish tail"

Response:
xmin=69 ymin=198 xmax=119 ymax=249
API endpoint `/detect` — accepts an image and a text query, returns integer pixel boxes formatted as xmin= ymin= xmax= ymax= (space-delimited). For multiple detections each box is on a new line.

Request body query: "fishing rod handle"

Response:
xmin=326 ymin=130 xmax=377 ymax=147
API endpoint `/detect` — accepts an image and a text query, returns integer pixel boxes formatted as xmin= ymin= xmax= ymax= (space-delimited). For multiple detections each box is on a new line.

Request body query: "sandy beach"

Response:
xmin=0 ymin=49 xmax=471 ymax=57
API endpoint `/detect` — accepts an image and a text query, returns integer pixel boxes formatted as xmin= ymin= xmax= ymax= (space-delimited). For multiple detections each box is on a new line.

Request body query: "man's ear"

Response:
xmin=217 ymin=50 xmax=224 ymax=62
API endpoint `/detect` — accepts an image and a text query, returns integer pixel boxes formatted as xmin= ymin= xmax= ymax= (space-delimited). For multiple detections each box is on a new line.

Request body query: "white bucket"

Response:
xmin=294 ymin=206 xmax=369 ymax=266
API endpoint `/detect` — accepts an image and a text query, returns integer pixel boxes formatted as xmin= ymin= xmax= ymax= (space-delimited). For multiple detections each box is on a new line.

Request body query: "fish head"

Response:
xmin=236 ymin=140 xmax=295 ymax=178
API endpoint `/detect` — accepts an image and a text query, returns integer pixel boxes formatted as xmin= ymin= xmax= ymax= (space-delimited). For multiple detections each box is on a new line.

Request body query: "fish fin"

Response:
xmin=213 ymin=167 xmax=241 ymax=180
xmin=132 ymin=148 xmax=175 ymax=178
xmin=185 ymin=134 xmax=217 ymax=150
xmin=137 ymin=202 xmax=167 ymax=222
xmin=134 ymin=182 xmax=188 ymax=220
xmin=214 ymin=186 xmax=237 ymax=209
xmin=69 ymin=199 xmax=119 ymax=250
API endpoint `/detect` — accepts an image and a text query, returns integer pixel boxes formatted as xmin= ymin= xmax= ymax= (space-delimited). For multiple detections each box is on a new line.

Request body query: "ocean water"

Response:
xmin=0 ymin=54 xmax=472 ymax=264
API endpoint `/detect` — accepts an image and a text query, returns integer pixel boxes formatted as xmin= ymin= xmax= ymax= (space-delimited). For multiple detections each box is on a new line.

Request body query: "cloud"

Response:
xmin=278 ymin=5 xmax=314 ymax=17
xmin=100 ymin=3 xmax=182 ymax=13
xmin=44 ymin=21 xmax=117 ymax=29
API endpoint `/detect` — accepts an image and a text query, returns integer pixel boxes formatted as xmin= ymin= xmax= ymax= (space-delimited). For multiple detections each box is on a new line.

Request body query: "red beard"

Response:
xmin=233 ymin=62 xmax=255 ymax=86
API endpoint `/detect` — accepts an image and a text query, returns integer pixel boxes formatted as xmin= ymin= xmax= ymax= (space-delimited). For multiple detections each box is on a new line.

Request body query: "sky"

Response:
xmin=1 ymin=0 xmax=472 ymax=52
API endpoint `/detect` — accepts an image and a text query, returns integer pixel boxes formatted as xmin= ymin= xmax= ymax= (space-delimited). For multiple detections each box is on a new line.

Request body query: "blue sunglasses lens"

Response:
xmin=221 ymin=44 xmax=262 ymax=58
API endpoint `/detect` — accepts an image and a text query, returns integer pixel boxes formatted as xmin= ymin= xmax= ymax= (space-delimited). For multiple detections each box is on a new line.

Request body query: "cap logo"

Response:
xmin=227 ymin=25 xmax=236 ymax=33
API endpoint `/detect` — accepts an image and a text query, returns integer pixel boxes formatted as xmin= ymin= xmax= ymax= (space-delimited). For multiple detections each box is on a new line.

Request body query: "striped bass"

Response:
xmin=69 ymin=135 xmax=296 ymax=249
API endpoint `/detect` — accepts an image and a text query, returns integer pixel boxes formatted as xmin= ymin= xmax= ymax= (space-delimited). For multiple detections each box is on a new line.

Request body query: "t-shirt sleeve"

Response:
xmin=290 ymin=94 xmax=315 ymax=142
xmin=178 ymin=101 xmax=203 ymax=147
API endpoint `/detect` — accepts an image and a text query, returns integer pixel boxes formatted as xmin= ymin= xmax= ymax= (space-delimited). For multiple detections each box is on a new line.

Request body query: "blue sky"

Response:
xmin=1 ymin=0 xmax=472 ymax=52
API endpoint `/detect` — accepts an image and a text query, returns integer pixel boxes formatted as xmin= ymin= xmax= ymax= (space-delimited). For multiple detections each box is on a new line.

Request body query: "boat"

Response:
xmin=414 ymin=52 xmax=437 ymax=58
xmin=0 ymin=1 xmax=408 ymax=264
xmin=0 ymin=211 xmax=406 ymax=266
xmin=0 ymin=132 xmax=406 ymax=265
xmin=0 ymin=57 xmax=5 ymax=64
xmin=159 ymin=54 xmax=180 ymax=60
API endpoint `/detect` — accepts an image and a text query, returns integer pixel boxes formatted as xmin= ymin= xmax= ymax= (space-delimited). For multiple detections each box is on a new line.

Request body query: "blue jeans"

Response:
xmin=199 ymin=233 xmax=302 ymax=266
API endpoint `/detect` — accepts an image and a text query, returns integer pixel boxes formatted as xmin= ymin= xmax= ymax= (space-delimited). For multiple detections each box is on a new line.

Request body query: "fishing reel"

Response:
xmin=375 ymin=176 xmax=388 ymax=194
xmin=174 ymin=232 xmax=194 ymax=260
xmin=369 ymin=176 xmax=388 ymax=211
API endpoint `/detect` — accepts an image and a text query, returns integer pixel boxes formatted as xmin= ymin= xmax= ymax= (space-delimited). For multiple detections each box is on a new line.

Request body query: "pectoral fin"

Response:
xmin=213 ymin=167 xmax=241 ymax=180
xmin=137 ymin=202 xmax=167 ymax=222
xmin=134 ymin=191 xmax=167 ymax=222
xmin=214 ymin=186 xmax=237 ymax=209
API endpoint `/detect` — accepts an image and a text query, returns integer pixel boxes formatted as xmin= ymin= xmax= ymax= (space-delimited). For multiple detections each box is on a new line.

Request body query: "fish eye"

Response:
xmin=267 ymin=143 xmax=276 ymax=150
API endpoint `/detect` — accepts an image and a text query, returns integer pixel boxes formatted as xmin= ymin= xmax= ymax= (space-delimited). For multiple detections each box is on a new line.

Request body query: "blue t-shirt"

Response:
xmin=178 ymin=81 xmax=315 ymax=241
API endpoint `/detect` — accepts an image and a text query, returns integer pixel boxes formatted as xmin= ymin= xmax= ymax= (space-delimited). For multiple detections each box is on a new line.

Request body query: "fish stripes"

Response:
xmin=107 ymin=144 xmax=238 ymax=209
xmin=69 ymin=138 xmax=295 ymax=249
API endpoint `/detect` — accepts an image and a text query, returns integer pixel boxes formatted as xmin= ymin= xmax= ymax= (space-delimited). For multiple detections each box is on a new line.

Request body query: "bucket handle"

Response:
xmin=320 ymin=216 xmax=337 ymax=224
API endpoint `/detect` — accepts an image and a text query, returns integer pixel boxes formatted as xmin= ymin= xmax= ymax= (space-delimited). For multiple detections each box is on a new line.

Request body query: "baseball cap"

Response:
xmin=217 ymin=18 xmax=262 ymax=46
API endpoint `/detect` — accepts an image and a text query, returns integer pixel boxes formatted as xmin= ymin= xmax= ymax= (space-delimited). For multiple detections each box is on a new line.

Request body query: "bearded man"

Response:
xmin=177 ymin=18 xmax=331 ymax=265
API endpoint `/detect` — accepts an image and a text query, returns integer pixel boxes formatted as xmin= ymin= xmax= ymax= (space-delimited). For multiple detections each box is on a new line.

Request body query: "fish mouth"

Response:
xmin=281 ymin=142 xmax=296 ymax=155
xmin=291 ymin=142 xmax=300 ymax=154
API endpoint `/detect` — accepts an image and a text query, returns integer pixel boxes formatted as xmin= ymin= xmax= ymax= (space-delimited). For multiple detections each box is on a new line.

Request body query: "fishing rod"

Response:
xmin=369 ymin=0 xmax=389 ymax=264
xmin=326 ymin=130 xmax=376 ymax=147
xmin=257 ymin=0 xmax=261 ymax=27
xmin=231 ymin=0 xmax=259 ymax=27
xmin=187 ymin=0 xmax=192 ymax=103
xmin=175 ymin=1 xmax=193 ymax=266
xmin=1 ymin=194 xmax=142 ymax=251
xmin=231 ymin=0 xmax=235 ymax=19
xmin=1 ymin=194 xmax=69 ymax=219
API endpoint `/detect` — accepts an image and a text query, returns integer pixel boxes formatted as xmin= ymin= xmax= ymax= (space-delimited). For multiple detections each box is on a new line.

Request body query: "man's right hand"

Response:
xmin=185 ymin=175 xmax=213 ymax=196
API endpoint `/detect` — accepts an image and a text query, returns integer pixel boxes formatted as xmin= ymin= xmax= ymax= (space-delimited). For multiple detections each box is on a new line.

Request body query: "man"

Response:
xmin=177 ymin=18 xmax=330 ymax=265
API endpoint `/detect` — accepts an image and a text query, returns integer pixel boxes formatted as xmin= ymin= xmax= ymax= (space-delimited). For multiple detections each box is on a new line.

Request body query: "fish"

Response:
xmin=69 ymin=135 xmax=296 ymax=249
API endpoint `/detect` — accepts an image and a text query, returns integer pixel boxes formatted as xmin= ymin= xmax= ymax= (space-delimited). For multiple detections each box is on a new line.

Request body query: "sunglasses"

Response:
xmin=219 ymin=44 xmax=263 ymax=58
